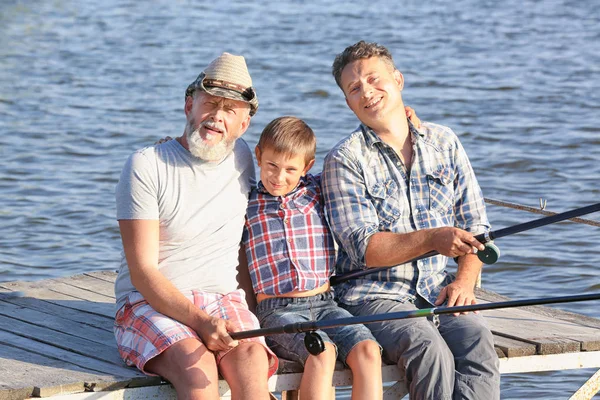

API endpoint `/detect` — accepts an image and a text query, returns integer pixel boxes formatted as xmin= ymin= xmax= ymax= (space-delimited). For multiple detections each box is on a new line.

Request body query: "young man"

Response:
xmin=321 ymin=41 xmax=500 ymax=399
xmin=114 ymin=53 xmax=277 ymax=400
xmin=243 ymin=116 xmax=383 ymax=400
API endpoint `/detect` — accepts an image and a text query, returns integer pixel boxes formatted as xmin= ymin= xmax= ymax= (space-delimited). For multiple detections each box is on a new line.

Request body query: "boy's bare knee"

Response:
xmin=347 ymin=340 xmax=381 ymax=368
xmin=306 ymin=342 xmax=337 ymax=371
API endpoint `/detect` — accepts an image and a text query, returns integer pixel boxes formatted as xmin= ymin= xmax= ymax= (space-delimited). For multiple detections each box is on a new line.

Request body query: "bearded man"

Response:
xmin=114 ymin=53 xmax=278 ymax=400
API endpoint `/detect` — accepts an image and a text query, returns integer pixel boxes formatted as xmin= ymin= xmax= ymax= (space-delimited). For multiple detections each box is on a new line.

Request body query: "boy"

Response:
xmin=243 ymin=116 xmax=383 ymax=399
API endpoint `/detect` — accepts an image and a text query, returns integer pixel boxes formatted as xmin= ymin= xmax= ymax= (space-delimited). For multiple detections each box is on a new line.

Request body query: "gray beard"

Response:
xmin=186 ymin=120 xmax=236 ymax=162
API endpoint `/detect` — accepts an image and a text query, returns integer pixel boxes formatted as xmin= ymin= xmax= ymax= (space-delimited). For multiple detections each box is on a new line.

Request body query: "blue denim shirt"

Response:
xmin=322 ymin=121 xmax=490 ymax=306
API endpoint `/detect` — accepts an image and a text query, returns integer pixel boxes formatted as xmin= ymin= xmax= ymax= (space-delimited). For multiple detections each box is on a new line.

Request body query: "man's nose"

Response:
xmin=362 ymin=83 xmax=373 ymax=98
xmin=209 ymin=108 xmax=226 ymax=122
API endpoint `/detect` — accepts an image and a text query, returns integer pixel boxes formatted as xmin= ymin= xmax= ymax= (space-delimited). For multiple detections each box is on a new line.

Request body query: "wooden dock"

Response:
xmin=1 ymin=271 xmax=600 ymax=399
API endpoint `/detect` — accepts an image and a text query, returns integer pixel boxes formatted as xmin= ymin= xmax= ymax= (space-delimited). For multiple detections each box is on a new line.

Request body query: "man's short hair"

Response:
xmin=332 ymin=41 xmax=397 ymax=90
xmin=257 ymin=117 xmax=316 ymax=165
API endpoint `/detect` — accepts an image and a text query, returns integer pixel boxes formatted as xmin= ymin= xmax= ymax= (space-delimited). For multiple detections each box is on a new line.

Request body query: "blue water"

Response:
xmin=1 ymin=1 xmax=599 ymax=398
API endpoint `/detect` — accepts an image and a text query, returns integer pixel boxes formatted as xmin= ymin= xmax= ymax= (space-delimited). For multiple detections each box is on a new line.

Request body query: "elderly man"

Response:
xmin=321 ymin=41 xmax=500 ymax=399
xmin=114 ymin=53 xmax=277 ymax=400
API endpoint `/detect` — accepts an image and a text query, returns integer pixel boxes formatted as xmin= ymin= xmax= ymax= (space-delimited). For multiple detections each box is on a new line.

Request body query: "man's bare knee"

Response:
xmin=146 ymin=338 xmax=220 ymax=395
xmin=223 ymin=341 xmax=269 ymax=365
xmin=220 ymin=342 xmax=270 ymax=398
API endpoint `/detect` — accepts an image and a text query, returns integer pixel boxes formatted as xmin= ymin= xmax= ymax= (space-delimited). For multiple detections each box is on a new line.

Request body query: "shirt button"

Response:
xmin=287 ymin=239 xmax=292 ymax=243
xmin=396 ymin=161 xmax=401 ymax=166
xmin=284 ymin=219 xmax=289 ymax=224
xmin=280 ymin=204 xmax=286 ymax=209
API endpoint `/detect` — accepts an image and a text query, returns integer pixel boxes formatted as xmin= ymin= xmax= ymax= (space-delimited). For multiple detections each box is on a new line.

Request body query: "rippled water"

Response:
xmin=1 ymin=1 xmax=599 ymax=398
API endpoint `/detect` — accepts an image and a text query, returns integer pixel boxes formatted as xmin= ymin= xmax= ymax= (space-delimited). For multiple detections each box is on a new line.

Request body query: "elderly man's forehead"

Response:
xmin=195 ymin=91 xmax=250 ymax=108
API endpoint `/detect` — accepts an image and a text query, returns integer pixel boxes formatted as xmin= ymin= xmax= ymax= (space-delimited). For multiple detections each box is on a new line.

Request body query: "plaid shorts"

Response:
xmin=114 ymin=289 xmax=278 ymax=377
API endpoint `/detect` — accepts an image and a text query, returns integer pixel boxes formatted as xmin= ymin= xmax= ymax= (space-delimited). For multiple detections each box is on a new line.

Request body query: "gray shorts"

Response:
xmin=255 ymin=291 xmax=378 ymax=365
xmin=343 ymin=295 xmax=500 ymax=400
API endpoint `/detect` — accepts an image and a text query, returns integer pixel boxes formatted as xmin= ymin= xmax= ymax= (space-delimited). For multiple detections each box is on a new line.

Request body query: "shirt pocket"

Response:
xmin=366 ymin=179 xmax=402 ymax=227
xmin=292 ymin=190 xmax=320 ymax=215
xmin=426 ymin=166 xmax=455 ymax=213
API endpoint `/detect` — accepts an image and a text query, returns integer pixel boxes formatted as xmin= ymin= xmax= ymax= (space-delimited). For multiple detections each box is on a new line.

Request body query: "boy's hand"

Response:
xmin=155 ymin=136 xmax=174 ymax=145
xmin=405 ymin=106 xmax=421 ymax=128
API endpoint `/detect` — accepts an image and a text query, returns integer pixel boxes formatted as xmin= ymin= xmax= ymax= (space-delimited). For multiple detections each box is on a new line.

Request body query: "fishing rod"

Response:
xmin=230 ymin=292 xmax=600 ymax=355
xmin=330 ymin=202 xmax=600 ymax=286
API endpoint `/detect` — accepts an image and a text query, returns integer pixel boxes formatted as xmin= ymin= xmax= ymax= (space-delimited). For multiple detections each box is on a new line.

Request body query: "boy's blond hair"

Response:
xmin=257 ymin=116 xmax=316 ymax=164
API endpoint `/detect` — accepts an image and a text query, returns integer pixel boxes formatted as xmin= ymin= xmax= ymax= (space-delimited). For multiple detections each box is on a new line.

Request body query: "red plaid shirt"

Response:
xmin=243 ymin=174 xmax=336 ymax=296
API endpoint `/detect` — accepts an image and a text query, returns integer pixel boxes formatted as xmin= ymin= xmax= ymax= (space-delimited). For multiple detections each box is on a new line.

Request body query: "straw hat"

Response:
xmin=186 ymin=52 xmax=258 ymax=116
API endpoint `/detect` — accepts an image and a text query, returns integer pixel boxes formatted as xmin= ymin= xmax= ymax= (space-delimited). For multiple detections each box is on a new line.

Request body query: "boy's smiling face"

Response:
xmin=255 ymin=146 xmax=315 ymax=197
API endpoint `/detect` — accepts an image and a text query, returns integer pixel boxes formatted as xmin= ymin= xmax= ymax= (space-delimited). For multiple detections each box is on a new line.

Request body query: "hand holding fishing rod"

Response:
xmin=230 ymin=292 xmax=600 ymax=355
xmin=330 ymin=202 xmax=600 ymax=286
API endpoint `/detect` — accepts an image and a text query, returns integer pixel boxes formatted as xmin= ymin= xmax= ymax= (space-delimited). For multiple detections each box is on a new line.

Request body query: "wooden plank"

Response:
xmin=0 ymin=288 xmax=112 ymax=332
xmin=498 ymin=351 xmax=600 ymax=374
xmin=40 ymin=280 xmax=114 ymax=303
xmin=53 ymin=274 xmax=116 ymax=299
xmin=30 ymin=385 xmax=178 ymax=400
xmin=0 ymin=283 xmax=114 ymax=318
xmin=475 ymin=290 xmax=600 ymax=355
xmin=569 ymin=368 xmax=600 ymax=400
xmin=0 ymin=315 xmax=124 ymax=366
xmin=0 ymin=300 xmax=114 ymax=347
xmin=0 ymin=343 xmax=118 ymax=400
xmin=85 ymin=271 xmax=117 ymax=284
xmin=276 ymin=359 xmax=303 ymax=374
xmin=0 ymin=330 xmax=143 ymax=378
xmin=478 ymin=288 xmax=600 ymax=330
xmin=485 ymin=313 xmax=585 ymax=355
xmin=478 ymin=288 xmax=600 ymax=352
xmin=492 ymin=335 xmax=536 ymax=358
xmin=19 ymin=353 xmax=600 ymax=400
xmin=0 ymin=279 xmax=113 ymax=304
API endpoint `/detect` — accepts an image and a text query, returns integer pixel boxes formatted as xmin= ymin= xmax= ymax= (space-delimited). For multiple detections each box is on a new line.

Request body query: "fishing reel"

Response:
xmin=454 ymin=241 xmax=501 ymax=265
xmin=304 ymin=331 xmax=326 ymax=355
xmin=477 ymin=242 xmax=501 ymax=264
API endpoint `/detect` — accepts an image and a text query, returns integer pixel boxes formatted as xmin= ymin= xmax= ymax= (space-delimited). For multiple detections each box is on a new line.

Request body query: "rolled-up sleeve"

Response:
xmin=452 ymin=138 xmax=490 ymax=235
xmin=321 ymin=147 xmax=379 ymax=268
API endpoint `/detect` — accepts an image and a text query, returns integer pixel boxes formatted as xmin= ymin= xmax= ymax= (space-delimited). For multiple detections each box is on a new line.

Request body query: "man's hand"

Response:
xmin=194 ymin=316 xmax=239 ymax=352
xmin=404 ymin=106 xmax=421 ymax=129
xmin=435 ymin=279 xmax=477 ymax=315
xmin=430 ymin=227 xmax=485 ymax=258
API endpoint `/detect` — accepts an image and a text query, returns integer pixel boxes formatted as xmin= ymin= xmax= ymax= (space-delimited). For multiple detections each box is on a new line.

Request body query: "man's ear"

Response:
xmin=302 ymin=158 xmax=316 ymax=176
xmin=239 ymin=113 xmax=251 ymax=136
xmin=254 ymin=146 xmax=262 ymax=167
xmin=184 ymin=96 xmax=194 ymax=117
xmin=394 ymin=70 xmax=404 ymax=91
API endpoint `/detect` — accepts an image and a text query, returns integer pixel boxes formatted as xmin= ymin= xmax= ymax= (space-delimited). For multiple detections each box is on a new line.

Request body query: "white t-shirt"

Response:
xmin=114 ymin=138 xmax=255 ymax=311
